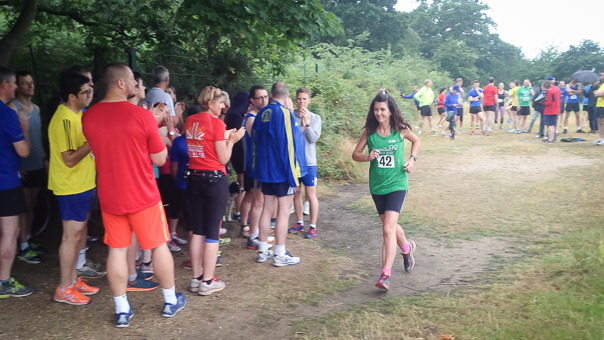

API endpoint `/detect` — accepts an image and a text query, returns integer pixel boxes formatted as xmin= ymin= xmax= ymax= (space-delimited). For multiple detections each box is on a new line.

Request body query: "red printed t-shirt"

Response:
xmin=544 ymin=85 xmax=561 ymax=115
xmin=482 ymin=84 xmax=498 ymax=106
xmin=82 ymin=101 xmax=165 ymax=215
xmin=437 ymin=93 xmax=445 ymax=108
xmin=184 ymin=112 xmax=226 ymax=173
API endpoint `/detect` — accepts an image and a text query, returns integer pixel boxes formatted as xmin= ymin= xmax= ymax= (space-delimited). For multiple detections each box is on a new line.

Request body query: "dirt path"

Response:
xmin=1 ymin=182 xmax=517 ymax=339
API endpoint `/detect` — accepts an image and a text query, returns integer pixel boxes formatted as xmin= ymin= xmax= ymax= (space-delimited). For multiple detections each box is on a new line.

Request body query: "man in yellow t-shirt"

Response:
xmin=593 ymin=72 xmax=604 ymax=145
xmin=48 ymin=72 xmax=97 ymax=306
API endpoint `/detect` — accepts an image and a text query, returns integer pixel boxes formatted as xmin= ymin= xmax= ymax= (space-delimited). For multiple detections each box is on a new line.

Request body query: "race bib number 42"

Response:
xmin=377 ymin=154 xmax=394 ymax=168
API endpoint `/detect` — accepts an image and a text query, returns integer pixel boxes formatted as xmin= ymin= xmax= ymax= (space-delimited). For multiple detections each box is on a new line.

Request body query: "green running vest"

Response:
xmin=367 ymin=130 xmax=408 ymax=195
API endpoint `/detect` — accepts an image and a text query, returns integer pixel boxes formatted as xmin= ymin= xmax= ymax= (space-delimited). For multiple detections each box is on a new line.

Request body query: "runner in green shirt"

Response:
xmin=515 ymin=79 xmax=534 ymax=133
xmin=352 ymin=89 xmax=421 ymax=291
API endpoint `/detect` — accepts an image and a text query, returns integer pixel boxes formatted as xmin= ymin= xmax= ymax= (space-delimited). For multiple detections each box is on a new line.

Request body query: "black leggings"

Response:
xmin=186 ymin=170 xmax=228 ymax=240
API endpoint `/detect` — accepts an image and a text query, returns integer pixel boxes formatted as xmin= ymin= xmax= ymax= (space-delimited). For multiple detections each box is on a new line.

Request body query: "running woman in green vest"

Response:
xmin=352 ymin=89 xmax=421 ymax=291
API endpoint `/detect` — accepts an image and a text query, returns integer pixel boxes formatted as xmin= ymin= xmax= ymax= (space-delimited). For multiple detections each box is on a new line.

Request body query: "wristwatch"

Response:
xmin=168 ymin=131 xmax=176 ymax=136
xmin=409 ymin=155 xmax=417 ymax=161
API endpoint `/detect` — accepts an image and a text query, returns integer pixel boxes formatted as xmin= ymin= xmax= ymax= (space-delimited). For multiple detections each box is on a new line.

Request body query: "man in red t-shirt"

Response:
xmin=543 ymin=79 xmax=561 ymax=143
xmin=82 ymin=63 xmax=186 ymax=327
xmin=482 ymin=77 xmax=498 ymax=132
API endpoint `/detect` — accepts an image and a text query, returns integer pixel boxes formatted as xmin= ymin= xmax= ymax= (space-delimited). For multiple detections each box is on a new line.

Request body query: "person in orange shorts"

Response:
xmin=82 ymin=63 xmax=186 ymax=328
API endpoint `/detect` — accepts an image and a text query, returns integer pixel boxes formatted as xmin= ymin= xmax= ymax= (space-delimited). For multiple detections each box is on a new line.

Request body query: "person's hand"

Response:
xmin=403 ymin=159 xmax=415 ymax=173
xmin=299 ymin=107 xmax=309 ymax=125
xmin=367 ymin=149 xmax=380 ymax=161
xmin=165 ymin=115 xmax=175 ymax=130
xmin=229 ymin=127 xmax=246 ymax=144
xmin=151 ymin=102 xmax=168 ymax=126
xmin=17 ymin=106 xmax=31 ymax=131
xmin=175 ymin=102 xmax=185 ymax=116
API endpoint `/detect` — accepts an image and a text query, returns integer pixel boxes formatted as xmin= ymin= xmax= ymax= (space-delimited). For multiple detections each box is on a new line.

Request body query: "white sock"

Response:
xmin=250 ymin=232 xmax=259 ymax=240
xmin=20 ymin=242 xmax=29 ymax=251
xmin=258 ymin=241 xmax=268 ymax=253
xmin=162 ymin=285 xmax=177 ymax=305
xmin=310 ymin=224 xmax=316 ymax=230
xmin=76 ymin=249 xmax=87 ymax=270
xmin=275 ymin=244 xmax=285 ymax=257
xmin=128 ymin=274 xmax=137 ymax=282
xmin=297 ymin=221 xmax=304 ymax=226
xmin=114 ymin=294 xmax=130 ymax=314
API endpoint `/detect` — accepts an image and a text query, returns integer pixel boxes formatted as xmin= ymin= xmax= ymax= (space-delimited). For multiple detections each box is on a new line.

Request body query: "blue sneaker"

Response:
xmin=288 ymin=223 xmax=304 ymax=233
xmin=127 ymin=278 xmax=159 ymax=292
xmin=115 ymin=305 xmax=134 ymax=328
xmin=136 ymin=269 xmax=153 ymax=281
xmin=305 ymin=228 xmax=317 ymax=239
xmin=162 ymin=292 xmax=186 ymax=318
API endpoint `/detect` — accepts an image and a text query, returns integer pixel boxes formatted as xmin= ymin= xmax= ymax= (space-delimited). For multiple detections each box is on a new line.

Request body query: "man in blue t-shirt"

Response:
xmin=0 ymin=66 xmax=34 ymax=298
xmin=251 ymin=82 xmax=306 ymax=267
xmin=564 ymin=77 xmax=583 ymax=133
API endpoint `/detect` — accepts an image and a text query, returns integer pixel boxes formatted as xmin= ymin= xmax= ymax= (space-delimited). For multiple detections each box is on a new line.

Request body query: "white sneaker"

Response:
xmin=303 ymin=201 xmax=310 ymax=215
xmin=198 ymin=277 xmax=225 ymax=296
xmin=272 ymin=251 xmax=301 ymax=267
xmin=596 ymin=140 xmax=604 ymax=146
xmin=592 ymin=139 xmax=602 ymax=144
xmin=167 ymin=239 xmax=181 ymax=253
xmin=487 ymin=128 xmax=493 ymax=132
xmin=256 ymin=250 xmax=274 ymax=263
xmin=219 ymin=227 xmax=227 ymax=235
xmin=171 ymin=233 xmax=188 ymax=246
xmin=441 ymin=131 xmax=446 ymax=136
xmin=189 ymin=278 xmax=201 ymax=292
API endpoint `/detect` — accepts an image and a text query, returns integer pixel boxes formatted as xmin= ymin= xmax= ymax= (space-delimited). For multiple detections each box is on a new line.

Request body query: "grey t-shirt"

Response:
xmin=145 ymin=87 xmax=175 ymax=116
xmin=11 ymin=100 xmax=44 ymax=171
xmin=294 ymin=109 xmax=321 ymax=167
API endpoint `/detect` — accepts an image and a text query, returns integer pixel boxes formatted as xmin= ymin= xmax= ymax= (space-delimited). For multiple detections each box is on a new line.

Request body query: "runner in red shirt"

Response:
xmin=482 ymin=77 xmax=498 ymax=133
xmin=82 ymin=63 xmax=186 ymax=327
xmin=436 ymin=87 xmax=447 ymax=134
xmin=543 ymin=79 xmax=561 ymax=143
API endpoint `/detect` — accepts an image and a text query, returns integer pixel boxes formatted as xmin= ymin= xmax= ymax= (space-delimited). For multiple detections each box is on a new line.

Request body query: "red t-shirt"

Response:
xmin=482 ymin=84 xmax=498 ymax=106
xmin=82 ymin=101 xmax=165 ymax=215
xmin=437 ymin=93 xmax=445 ymax=108
xmin=544 ymin=85 xmax=561 ymax=115
xmin=184 ymin=112 xmax=226 ymax=173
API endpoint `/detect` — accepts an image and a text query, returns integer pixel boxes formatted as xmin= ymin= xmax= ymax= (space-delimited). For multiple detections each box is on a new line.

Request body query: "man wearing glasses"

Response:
xmin=48 ymin=71 xmax=98 ymax=306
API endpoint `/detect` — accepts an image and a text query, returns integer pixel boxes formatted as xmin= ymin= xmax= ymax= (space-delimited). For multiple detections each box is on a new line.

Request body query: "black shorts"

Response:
xmin=21 ymin=168 xmax=46 ymax=188
xmin=0 ymin=186 xmax=27 ymax=217
xmin=186 ymin=170 xmax=228 ymax=239
xmin=243 ymin=172 xmax=261 ymax=192
xmin=437 ymin=107 xmax=445 ymax=114
xmin=511 ymin=106 xmax=517 ymax=111
xmin=230 ymin=144 xmax=245 ymax=174
xmin=261 ymin=181 xmax=296 ymax=197
xmin=596 ymin=107 xmax=604 ymax=118
xmin=371 ymin=190 xmax=407 ymax=215
xmin=543 ymin=114 xmax=558 ymax=126
xmin=420 ymin=105 xmax=432 ymax=116
xmin=518 ymin=106 xmax=531 ymax=116
xmin=456 ymin=107 xmax=463 ymax=121
xmin=565 ymin=102 xmax=580 ymax=113
xmin=469 ymin=106 xmax=482 ymax=114
xmin=158 ymin=174 xmax=179 ymax=220
xmin=483 ymin=105 xmax=496 ymax=112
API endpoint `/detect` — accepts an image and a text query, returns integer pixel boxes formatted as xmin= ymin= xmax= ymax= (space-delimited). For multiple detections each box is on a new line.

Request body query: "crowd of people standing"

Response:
xmin=402 ymin=73 xmax=604 ymax=144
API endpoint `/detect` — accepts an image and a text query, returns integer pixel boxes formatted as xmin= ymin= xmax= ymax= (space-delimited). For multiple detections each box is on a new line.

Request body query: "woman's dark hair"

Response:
xmin=364 ymin=90 xmax=411 ymax=135
xmin=439 ymin=87 xmax=447 ymax=94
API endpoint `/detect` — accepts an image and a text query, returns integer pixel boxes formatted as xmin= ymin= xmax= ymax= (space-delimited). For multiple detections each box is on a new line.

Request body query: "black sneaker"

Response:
xmin=577 ymin=129 xmax=585 ymax=133
xmin=402 ymin=240 xmax=416 ymax=272
xmin=0 ymin=278 xmax=34 ymax=298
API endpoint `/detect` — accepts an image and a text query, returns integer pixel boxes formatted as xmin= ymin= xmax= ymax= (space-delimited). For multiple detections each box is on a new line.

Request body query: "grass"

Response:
xmin=293 ymin=127 xmax=604 ymax=340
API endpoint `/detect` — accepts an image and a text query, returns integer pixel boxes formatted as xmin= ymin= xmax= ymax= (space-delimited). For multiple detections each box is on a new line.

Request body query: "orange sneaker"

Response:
xmin=73 ymin=278 xmax=99 ymax=296
xmin=54 ymin=286 xmax=91 ymax=305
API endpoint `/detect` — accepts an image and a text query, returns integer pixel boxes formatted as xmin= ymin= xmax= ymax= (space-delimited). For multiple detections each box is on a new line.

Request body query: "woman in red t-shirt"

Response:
xmin=184 ymin=86 xmax=245 ymax=296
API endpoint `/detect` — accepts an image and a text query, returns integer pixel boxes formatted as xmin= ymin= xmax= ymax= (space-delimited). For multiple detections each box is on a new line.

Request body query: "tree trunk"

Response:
xmin=0 ymin=0 xmax=39 ymax=66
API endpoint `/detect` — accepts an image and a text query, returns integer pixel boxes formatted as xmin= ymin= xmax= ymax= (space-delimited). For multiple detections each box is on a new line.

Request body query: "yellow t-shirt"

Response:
xmin=597 ymin=84 xmax=604 ymax=108
xmin=510 ymin=87 xmax=518 ymax=106
xmin=48 ymin=104 xmax=96 ymax=195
